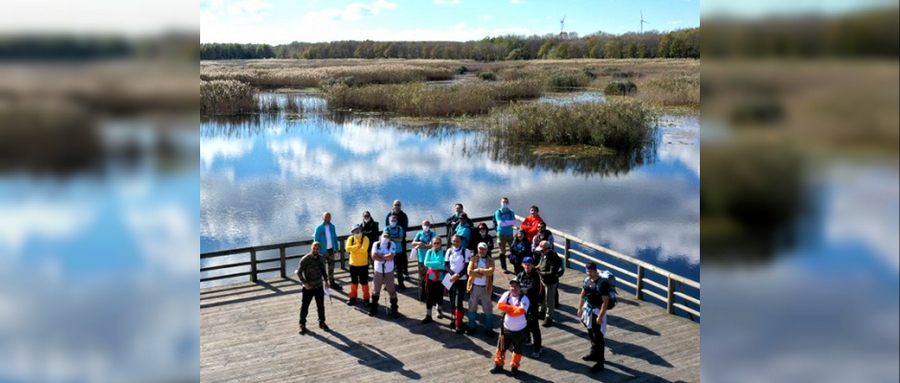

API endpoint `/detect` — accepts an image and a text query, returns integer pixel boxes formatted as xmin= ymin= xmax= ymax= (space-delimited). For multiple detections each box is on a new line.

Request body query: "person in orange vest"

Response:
xmin=519 ymin=205 xmax=544 ymax=242
xmin=491 ymin=278 xmax=530 ymax=376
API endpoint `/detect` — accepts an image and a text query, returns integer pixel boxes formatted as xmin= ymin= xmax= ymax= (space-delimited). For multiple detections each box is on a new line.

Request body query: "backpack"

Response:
xmin=598 ymin=270 xmax=618 ymax=310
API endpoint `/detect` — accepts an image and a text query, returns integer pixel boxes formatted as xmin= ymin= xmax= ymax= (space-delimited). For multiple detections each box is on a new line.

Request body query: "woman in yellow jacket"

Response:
xmin=467 ymin=242 xmax=496 ymax=336
xmin=346 ymin=224 xmax=370 ymax=307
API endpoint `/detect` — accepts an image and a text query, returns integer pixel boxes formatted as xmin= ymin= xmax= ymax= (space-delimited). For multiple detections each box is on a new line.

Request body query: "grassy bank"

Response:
xmin=488 ymin=100 xmax=656 ymax=149
xmin=202 ymin=62 xmax=455 ymax=89
xmin=322 ymin=79 xmax=542 ymax=117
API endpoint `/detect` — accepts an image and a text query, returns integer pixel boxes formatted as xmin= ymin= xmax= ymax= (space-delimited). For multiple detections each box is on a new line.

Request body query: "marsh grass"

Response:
xmin=203 ymin=63 xmax=456 ymax=89
xmin=604 ymin=80 xmax=638 ymax=96
xmin=201 ymin=80 xmax=258 ymax=116
xmin=322 ymin=79 xmax=543 ymax=117
xmin=488 ymin=100 xmax=656 ymax=149
xmin=478 ymin=71 xmax=497 ymax=81
xmin=637 ymin=73 xmax=700 ymax=108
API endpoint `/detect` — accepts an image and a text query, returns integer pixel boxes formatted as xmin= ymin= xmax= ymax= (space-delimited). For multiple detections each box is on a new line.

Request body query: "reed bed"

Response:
xmin=488 ymin=100 xmax=656 ymax=149
xmin=201 ymin=80 xmax=258 ymax=116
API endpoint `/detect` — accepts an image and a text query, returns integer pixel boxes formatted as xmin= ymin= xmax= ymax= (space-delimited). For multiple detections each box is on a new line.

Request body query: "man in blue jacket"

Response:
xmin=494 ymin=197 xmax=517 ymax=274
xmin=314 ymin=211 xmax=341 ymax=290
xmin=385 ymin=200 xmax=410 ymax=287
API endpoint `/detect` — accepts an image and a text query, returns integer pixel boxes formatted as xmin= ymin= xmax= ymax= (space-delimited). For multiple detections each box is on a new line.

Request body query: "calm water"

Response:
xmin=200 ymin=93 xmax=700 ymax=286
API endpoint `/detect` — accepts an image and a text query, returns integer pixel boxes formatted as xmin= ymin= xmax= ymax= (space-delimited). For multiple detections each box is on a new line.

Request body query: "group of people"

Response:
xmin=293 ymin=198 xmax=615 ymax=375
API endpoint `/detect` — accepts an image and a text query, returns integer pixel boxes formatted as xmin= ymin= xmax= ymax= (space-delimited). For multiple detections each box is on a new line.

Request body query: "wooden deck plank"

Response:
xmin=202 ymin=263 xmax=699 ymax=382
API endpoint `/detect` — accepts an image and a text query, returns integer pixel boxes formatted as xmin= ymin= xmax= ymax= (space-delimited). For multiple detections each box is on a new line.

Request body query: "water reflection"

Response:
xmin=201 ymin=95 xmax=700 ymax=280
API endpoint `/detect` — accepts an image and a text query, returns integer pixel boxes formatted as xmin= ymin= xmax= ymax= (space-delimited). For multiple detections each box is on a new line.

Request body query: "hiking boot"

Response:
xmin=582 ymin=353 xmax=600 ymax=361
xmin=397 ymin=280 xmax=407 ymax=290
xmin=421 ymin=316 xmax=433 ymax=324
xmin=455 ymin=326 xmax=465 ymax=334
xmin=542 ymin=318 xmax=553 ymax=327
xmin=389 ymin=297 xmax=399 ymax=318
xmin=590 ymin=362 xmax=605 ymax=373
xmin=368 ymin=295 xmax=379 ymax=317
xmin=319 ymin=322 xmax=330 ymax=331
xmin=437 ymin=310 xmax=445 ymax=319
xmin=332 ymin=283 xmax=342 ymax=291
xmin=347 ymin=297 xmax=357 ymax=306
xmin=489 ymin=365 xmax=505 ymax=374
xmin=509 ymin=366 xmax=519 ymax=376
xmin=298 ymin=323 xmax=308 ymax=335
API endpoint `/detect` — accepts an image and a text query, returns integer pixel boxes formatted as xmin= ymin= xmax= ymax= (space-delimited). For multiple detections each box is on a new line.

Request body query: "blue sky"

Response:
xmin=201 ymin=0 xmax=700 ymax=44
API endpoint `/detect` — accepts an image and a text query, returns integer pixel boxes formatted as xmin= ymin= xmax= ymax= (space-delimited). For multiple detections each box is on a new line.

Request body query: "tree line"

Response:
xmin=200 ymin=28 xmax=700 ymax=61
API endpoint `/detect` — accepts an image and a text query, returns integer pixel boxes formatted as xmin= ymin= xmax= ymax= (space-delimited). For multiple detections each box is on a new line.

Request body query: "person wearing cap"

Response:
xmin=360 ymin=211 xmax=380 ymax=258
xmin=491 ymin=278 xmax=529 ymax=376
xmin=516 ymin=256 xmax=544 ymax=358
xmin=445 ymin=203 xmax=465 ymax=245
xmin=530 ymin=221 xmax=555 ymax=253
xmin=412 ymin=220 xmax=437 ymax=302
xmin=295 ymin=242 xmax=330 ymax=334
xmin=519 ymin=205 xmax=543 ymax=243
xmin=537 ymin=240 xmax=564 ymax=327
xmin=467 ymin=242 xmax=496 ymax=336
xmin=444 ymin=234 xmax=472 ymax=333
xmin=577 ymin=262 xmax=611 ymax=373
xmin=313 ymin=212 xmax=341 ymax=290
xmin=345 ymin=225 xmax=370 ymax=307
xmin=421 ymin=237 xmax=446 ymax=323
xmin=370 ymin=231 xmax=399 ymax=318
xmin=494 ymin=197 xmax=517 ymax=274
xmin=469 ymin=222 xmax=494 ymax=255
xmin=454 ymin=213 xmax=472 ymax=250
xmin=384 ymin=213 xmax=407 ymax=290
xmin=509 ymin=230 xmax=531 ymax=275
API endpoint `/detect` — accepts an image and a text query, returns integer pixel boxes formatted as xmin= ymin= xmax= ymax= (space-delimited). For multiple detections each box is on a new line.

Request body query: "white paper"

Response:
xmin=441 ymin=273 xmax=453 ymax=290
xmin=323 ymin=287 xmax=331 ymax=297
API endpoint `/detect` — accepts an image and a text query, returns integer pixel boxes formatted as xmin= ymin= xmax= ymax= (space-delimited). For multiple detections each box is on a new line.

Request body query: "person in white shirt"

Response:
xmin=444 ymin=234 xmax=472 ymax=334
xmin=491 ymin=278 xmax=530 ymax=376
xmin=370 ymin=232 xmax=399 ymax=318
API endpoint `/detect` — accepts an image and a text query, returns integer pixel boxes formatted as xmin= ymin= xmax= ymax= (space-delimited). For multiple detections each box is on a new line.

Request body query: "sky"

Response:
xmin=200 ymin=0 xmax=701 ymax=44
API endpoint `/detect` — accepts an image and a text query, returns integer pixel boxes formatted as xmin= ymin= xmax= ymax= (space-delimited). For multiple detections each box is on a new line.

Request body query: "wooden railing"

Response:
xmin=200 ymin=213 xmax=700 ymax=319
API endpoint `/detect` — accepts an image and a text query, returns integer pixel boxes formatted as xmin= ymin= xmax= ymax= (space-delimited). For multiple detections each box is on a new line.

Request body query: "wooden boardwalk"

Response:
xmin=201 ymin=262 xmax=699 ymax=382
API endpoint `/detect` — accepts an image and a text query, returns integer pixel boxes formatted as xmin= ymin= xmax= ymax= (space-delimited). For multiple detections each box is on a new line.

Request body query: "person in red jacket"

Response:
xmin=519 ymin=205 xmax=544 ymax=242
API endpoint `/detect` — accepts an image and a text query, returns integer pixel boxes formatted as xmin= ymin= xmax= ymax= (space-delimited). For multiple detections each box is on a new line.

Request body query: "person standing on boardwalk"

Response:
xmin=313 ymin=212 xmax=341 ymax=290
xmin=360 ymin=211 xmax=379 ymax=259
xmin=445 ymin=202 xmax=465 ymax=245
xmin=444 ymin=234 xmax=472 ymax=334
xmin=537 ymin=240 xmax=564 ymax=327
xmin=345 ymin=225 xmax=370 ymax=307
xmin=576 ymin=262 xmax=611 ymax=373
xmin=494 ymin=197 xmax=517 ymax=274
xmin=412 ymin=220 xmax=436 ymax=302
xmin=454 ymin=213 xmax=472 ymax=250
xmin=491 ymin=278 xmax=529 ymax=376
xmin=370 ymin=231 xmax=399 ymax=318
xmin=519 ymin=205 xmax=543 ymax=243
xmin=421 ymin=237 xmax=446 ymax=323
xmin=384 ymin=200 xmax=409 ymax=287
xmin=467 ymin=242 xmax=496 ymax=336
xmin=531 ymin=221 xmax=555 ymax=253
xmin=516 ymin=256 xmax=544 ymax=358
xmin=295 ymin=242 xmax=330 ymax=334
xmin=509 ymin=230 xmax=531 ymax=275
xmin=469 ymin=222 xmax=494 ymax=255
xmin=384 ymin=213 xmax=407 ymax=290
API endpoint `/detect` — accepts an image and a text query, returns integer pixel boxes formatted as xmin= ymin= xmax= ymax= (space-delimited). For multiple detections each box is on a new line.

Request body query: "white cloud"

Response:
xmin=227 ymin=0 xmax=272 ymax=20
xmin=433 ymin=0 xmax=461 ymax=5
xmin=125 ymin=204 xmax=198 ymax=276
xmin=669 ymin=19 xmax=684 ymax=25
xmin=200 ymin=136 xmax=254 ymax=169
xmin=0 ymin=200 xmax=94 ymax=259
xmin=511 ymin=0 xmax=523 ymax=4
xmin=303 ymin=0 xmax=397 ymax=23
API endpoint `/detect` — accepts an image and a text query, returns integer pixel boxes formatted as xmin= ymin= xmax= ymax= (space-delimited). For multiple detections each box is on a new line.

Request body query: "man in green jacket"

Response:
xmin=295 ymin=242 xmax=331 ymax=335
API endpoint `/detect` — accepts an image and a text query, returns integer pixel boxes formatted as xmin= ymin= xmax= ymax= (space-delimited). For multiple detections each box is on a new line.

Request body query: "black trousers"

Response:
xmin=425 ymin=280 xmax=444 ymax=309
xmin=349 ymin=265 xmax=368 ymax=284
xmin=299 ymin=286 xmax=325 ymax=324
xmin=448 ymin=279 xmax=466 ymax=311
xmin=395 ymin=252 xmax=408 ymax=280
xmin=525 ymin=307 xmax=542 ymax=350
xmin=588 ymin=314 xmax=606 ymax=362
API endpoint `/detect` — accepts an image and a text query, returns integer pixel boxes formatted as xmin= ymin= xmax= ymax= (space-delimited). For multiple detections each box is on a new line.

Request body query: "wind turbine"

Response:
xmin=640 ymin=10 xmax=649 ymax=34
xmin=560 ymin=15 xmax=566 ymax=35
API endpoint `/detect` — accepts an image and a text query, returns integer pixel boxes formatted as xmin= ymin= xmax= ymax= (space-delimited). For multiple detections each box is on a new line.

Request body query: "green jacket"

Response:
xmin=295 ymin=251 xmax=327 ymax=288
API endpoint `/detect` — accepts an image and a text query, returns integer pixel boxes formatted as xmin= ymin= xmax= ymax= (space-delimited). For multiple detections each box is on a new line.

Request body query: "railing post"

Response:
xmin=636 ymin=265 xmax=644 ymax=300
xmin=446 ymin=225 xmax=451 ymax=247
xmin=250 ymin=249 xmax=258 ymax=283
xmin=666 ymin=277 xmax=675 ymax=314
xmin=279 ymin=247 xmax=287 ymax=279
xmin=340 ymin=249 xmax=347 ymax=270
xmin=563 ymin=237 xmax=571 ymax=268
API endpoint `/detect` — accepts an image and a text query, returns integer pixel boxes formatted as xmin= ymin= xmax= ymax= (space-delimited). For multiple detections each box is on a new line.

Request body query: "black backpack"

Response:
xmin=585 ymin=271 xmax=617 ymax=310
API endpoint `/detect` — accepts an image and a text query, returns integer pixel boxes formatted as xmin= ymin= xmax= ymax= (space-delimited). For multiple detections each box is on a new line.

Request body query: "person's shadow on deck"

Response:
xmin=552 ymin=320 xmax=674 ymax=368
xmin=607 ymin=314 xmax=661 ymax=336
xmin=308 ymin=330 xmax=421 ymax=380
xmin=367 ymin=305 xmax=494 ymax=359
